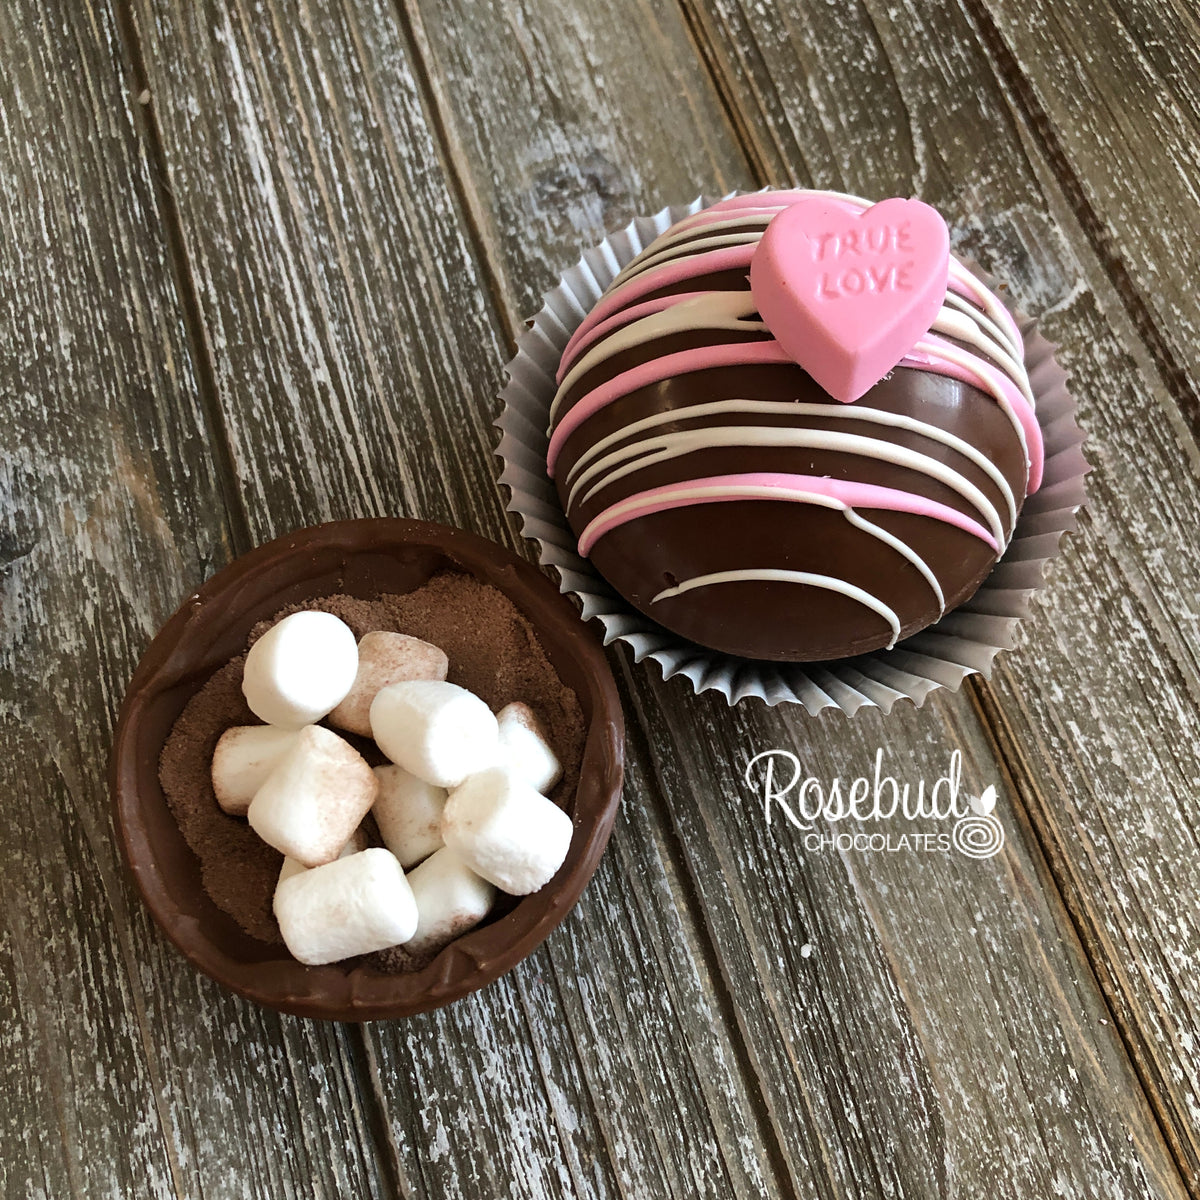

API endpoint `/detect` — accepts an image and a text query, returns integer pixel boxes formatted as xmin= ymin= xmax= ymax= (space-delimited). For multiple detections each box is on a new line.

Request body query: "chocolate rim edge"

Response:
xmin=109 ymin=517 xmax=625 ymax=1021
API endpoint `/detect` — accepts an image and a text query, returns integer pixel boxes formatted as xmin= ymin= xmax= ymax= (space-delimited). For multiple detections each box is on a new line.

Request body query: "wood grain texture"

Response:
xmin=953 ymin=10 xmax=1200 ymax=1171
xmin=395 ymin=0 xmax=1187 ymax=1194
xmin=0 ymin=2 xmax=394 ymax=1196
xmin=966 ymin=0 xmax=1200 ymax=429
xmin=121 ymin=0 xmax=778 ymax=1195
xmin=398 ymin=0 xmax=756 ymax=323
xmin=0 ymin=721 xmax=175 ymax=1200
xmin=10 ymin=0 xmax=1200 ymax=1196
xmin=681 ymin=0 xmax=1200 ymax=1189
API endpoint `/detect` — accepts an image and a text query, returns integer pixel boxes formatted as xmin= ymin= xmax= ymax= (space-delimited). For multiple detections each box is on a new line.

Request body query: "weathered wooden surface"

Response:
xmin=120 ymin=0 xmax=777 ymax=1195
xmin=969 ymin=0 xmax=1200 ymax=424
xmin=0 ymin=3 xmax=393 ymax=1198
xmin=403 ymin=0 xmax=1190 ymax=1195
xmin=679 ymin=1 xmax=1200 ymax=1189
xmin=962 ymin=2 xmax=1200 ymax=1177
xmin=3 ymin=0 xmax=1199 ymax=1196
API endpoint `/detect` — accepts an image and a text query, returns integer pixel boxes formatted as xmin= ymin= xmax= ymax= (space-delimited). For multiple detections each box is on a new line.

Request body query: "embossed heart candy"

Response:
xmin=749 ymin=195 xmax=950 ymax=403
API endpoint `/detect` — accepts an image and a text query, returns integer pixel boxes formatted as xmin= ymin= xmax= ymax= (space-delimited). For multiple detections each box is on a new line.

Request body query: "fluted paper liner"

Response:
xmin=497 ymin=197 xmax=1089 ymax=714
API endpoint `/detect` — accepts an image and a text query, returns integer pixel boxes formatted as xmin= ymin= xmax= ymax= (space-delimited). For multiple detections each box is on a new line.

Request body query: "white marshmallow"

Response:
xmin=242 ymin=611 xmax=359 ymax=729
xmin=278 ymin=857 xmax=305 ymax=886
xmin=370 ymin=680 xmax=499 ymax=789
xmin=405 ymin=848 xmax=496 ymax=956
xmin=273 ymin=848 xmax=417 ymax=965
xmin=441 ymin=766 xmax=573 ymax=894
xmin=495 ymin=702 xmax=562 ymax=794
xmin=328 ymin=631 xmax=449 ymax=737
xmin=278 ymin=825 xmax=369 ymax=885
xmin=248 ymin=725 xmax=378 ymax=867
xmin=211 ymin=725 xmax=299 ymax=816
xmin=372 ymin=765 xmax=446 ymax=868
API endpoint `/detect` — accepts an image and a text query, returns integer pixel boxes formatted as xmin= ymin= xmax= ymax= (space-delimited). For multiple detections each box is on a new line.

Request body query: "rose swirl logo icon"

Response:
xmin=951 ymin=785 xmax=1006 ymax=859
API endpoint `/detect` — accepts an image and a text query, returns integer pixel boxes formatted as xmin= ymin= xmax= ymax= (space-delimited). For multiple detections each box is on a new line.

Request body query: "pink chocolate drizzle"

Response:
xmin=576 ymin=473 xmax=999 ymax=556
xmin=548 ymin=189 xmax=1041 ymax=638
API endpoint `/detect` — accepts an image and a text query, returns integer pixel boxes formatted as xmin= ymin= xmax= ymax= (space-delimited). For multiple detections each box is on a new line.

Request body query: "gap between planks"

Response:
xmin=109 ymin=0 xmax=255 ymax=557
xmin=347 ymin=1026 xmax=415 ymax=1200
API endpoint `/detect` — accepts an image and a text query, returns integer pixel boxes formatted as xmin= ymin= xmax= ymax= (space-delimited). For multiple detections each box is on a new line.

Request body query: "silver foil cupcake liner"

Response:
xmin=496 ymin=197 xmax=1089 ymax=714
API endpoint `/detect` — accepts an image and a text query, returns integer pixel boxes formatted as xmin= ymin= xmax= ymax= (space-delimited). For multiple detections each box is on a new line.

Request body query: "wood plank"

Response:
xmin=121 ymin=1 xmax=779 ymax=1195
xmin=950 ymin=7 xmax=1200 ymax=1170
xmin=0 ymin=2 xmax=396 ymax=1195
xmin=0 ymin=721 xmax=176 ymax=1200
xmin=399 ymin=0 xmax=754 ymax=322
xmin=682 ymin=0 xmax=1200 ymax=1188
xmin=965 ymin=0 xmax=1200 ymax=430
xmin=401 ymin=0 xmax=1193 ymax=1194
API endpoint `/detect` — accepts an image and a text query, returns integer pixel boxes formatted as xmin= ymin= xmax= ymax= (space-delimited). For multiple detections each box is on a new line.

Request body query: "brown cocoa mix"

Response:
xmin=158 ymin=571 xmax=585 ymax=965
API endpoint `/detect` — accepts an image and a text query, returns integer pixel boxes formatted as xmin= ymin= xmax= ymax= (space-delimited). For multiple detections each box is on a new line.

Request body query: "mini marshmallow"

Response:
xmin=405 ymin=848 xmax=496 ymax=956
xmin=370 ymin=680 xmax=499 ymax=789
xmin=442 ymin=766 xmax=573 ymax=895
xmin=248 ymin=725 xmax=378 ymax=867
xmin=278 ymin=825 xmax=370 ymax=885
xmin=273 ymin=847 xmax=417 ymax=965
xmin=328 ymin=631 xmax=449 ymax=737
xmin=242 ymin=611 xmax=359 ymax=729
xmin=495 ymin=702 xmax=562 ymax=794
xmin=372 ymin=765 xmax=446 ymax=868
xmin=211 ymin=725 xmax=299 ymax=816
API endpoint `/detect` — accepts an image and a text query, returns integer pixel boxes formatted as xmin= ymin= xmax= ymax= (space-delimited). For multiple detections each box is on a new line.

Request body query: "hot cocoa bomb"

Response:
xmin=546 ymin=190 xmax=1044 ymax=661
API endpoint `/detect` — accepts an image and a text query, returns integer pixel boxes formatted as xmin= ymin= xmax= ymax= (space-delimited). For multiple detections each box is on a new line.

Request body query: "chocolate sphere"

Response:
xmin=547 ymin=190 xmax=1042 ymax=662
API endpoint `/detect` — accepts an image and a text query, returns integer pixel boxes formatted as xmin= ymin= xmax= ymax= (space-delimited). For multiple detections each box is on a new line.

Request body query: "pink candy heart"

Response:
xmin=749 ymin=196 xmax=950 ymax=403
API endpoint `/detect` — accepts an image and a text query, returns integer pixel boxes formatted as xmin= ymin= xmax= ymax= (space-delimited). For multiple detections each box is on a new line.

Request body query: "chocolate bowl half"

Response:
xmin=110 ymin=518 xmax=625 ymax=1020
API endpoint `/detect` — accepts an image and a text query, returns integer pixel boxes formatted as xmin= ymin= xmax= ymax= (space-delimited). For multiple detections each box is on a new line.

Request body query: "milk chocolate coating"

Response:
xmin=110 ymin=518 xmax=624 ymax=1021
xmin=557 ymin=362 xmax=1027 ymax=660
xmin=550 ymin=209 xmax=1032 ymax=662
